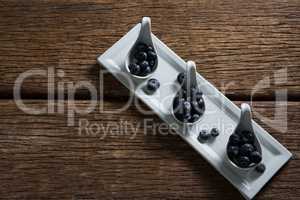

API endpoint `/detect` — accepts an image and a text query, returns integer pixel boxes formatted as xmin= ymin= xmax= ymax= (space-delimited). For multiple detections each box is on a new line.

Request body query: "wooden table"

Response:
xmin=0 ymin=0 xmax=299 ymax=199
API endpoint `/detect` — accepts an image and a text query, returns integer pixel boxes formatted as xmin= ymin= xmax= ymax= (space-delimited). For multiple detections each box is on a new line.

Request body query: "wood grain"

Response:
xmin=0 ymin=100 xmax=299 ymax=199
xmin=0 ymin=1 xmax=299 ymax=199
xmin=0 ymin=0 xmax=299 ymax=99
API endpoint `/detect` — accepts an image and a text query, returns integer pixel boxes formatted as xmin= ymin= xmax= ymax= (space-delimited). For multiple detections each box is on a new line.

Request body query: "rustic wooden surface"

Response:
xmin=0 ymin=0 xmax=299 ymax=199
xmin=0 ymin=0 xmax=300 ymax=99
xmin=0 ymin=101 xmax=299 ymax=199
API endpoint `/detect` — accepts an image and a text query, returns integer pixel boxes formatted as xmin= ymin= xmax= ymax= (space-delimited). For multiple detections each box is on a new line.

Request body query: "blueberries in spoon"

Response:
xmin=238 ymin=156 xmax=251 ymax=168
xmin=250 ymin=151 xmax=262 ymax=164
xmin=227 ymin=130 xmax=262 ymax=168
xmin=173 ymin=86 xmax=205 ymax=123
xmin=128 ymin=42 xmax=157 ymax=77
xmin=139 ymin=60 xmax=149 ymax=71
xmin=147 ymin=50 xmax=157 ymax=61
xmin=240 ymin=143 xmax=255 ymax=156
xmin=149 ymin=60 xmax=156 ymax=69
xmin=128 ymin=63 xmax=141 ymax=75
xmin=229 ymin=134 xmax=241 ymax=145
xmin=227 ymin=146 xmax=239 ymax=158
xmin=135 ymin=51 xmax=147 ymax=61
xmin=240 ymin=130 xmax=255 ymax=143
xmin=190 ymin=114 xmax=200 ymax=123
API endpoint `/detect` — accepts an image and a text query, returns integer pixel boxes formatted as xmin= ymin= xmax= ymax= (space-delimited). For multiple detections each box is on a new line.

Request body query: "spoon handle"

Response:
xmin=239 ymin=103 xmax=253 ymax=132
xmin=183 ymin=61 xmax=198 ymax=97
xmin=138 ymin=17 xmax=152 ymax=44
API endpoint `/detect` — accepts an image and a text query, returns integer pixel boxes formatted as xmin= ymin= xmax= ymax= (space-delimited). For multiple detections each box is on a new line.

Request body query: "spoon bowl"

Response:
xmin=226 ymin=103 xmax=262 ymax=170
xmin=125 ymin=17 xmax=158 ymax=79
xmin=172 ymin=61 xmax=205 ymax=127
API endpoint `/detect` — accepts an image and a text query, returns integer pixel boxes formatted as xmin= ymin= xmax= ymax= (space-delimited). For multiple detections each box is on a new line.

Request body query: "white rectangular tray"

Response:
xmin=97 ymin=23 xmax=292 ymax=200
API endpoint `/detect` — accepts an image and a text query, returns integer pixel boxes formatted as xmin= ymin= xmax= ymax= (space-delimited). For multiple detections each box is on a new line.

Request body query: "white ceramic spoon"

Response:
xmin=227 ymin=103 xmax=262 ymax=170
xmin=125 ymin=17 xmax=158 ymax=79
xmin=173 ymin=61 xmax=204 ymax=130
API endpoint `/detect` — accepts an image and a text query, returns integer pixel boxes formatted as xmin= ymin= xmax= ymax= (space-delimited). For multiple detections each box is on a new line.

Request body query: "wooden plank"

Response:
xmin=0 ymin=0 xmax=299 ymax=99
xmin=0 ymin=100 xmax=299 ymax=199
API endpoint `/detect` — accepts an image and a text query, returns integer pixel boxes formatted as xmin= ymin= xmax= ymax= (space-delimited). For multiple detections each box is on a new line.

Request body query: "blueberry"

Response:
xmin=229 ymin=134 xmax=241 ymax=145
xmin=195 ymin=98 xmax=205 ymax=112
xmin=128 ymin=63 xmax=140 ymax=75
xmin=238 ymin=156 xmax=251 ymax=168
xmin=240 ymin=131 xmax=254 ymax=143
xmin=191 ymin=100 xmax=199 ymax=109
xmin=191 ymin=88 xmax=203 ymax=101
xmin=177 ymin=72 xmax=185 ymax=85
xmin=149 ymin=60 xmax=156 ymax=68
xmin=139 ymin=60 xmax=149 ymax=69
xmin=135 ymin=51 xmax=147 ymax=61
xmin=211 ymin=128 xmax=220 ymax=137
xmin=136 ymin=43 xmax=147 ymax=52
xmin=227 ymin=145 xmax=239 ymax=158
xmin=198 ymin=130 xmax=211 ymax=141
xmin=183 ymin=113 xmax=191 ymax=122
xmin=250 ymin=151 xmax=262 ymax=164
xmin=196 ymin=93 xmax=203 ymax=101
xmin=142 ymin=66 xmax=152 ymax=76
xmin=255 ymin=163 xmax=266 ymax=173
xmin=190 ymin=114 xmax=200 ymax=123
xmin=191 ymin=101 xmax=204 ymax=115
xmin=240 ymin=143 xmax=255 ymax=156
xmin=147 ymin=78 xmax=160 ymax=92
xmin=147 ymin=51 xmax=157 ymax=60
xmin=147 ymin=45 xmax=154 ymax=51
xmin=197 ymin=97 xmax=204 ymax=105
